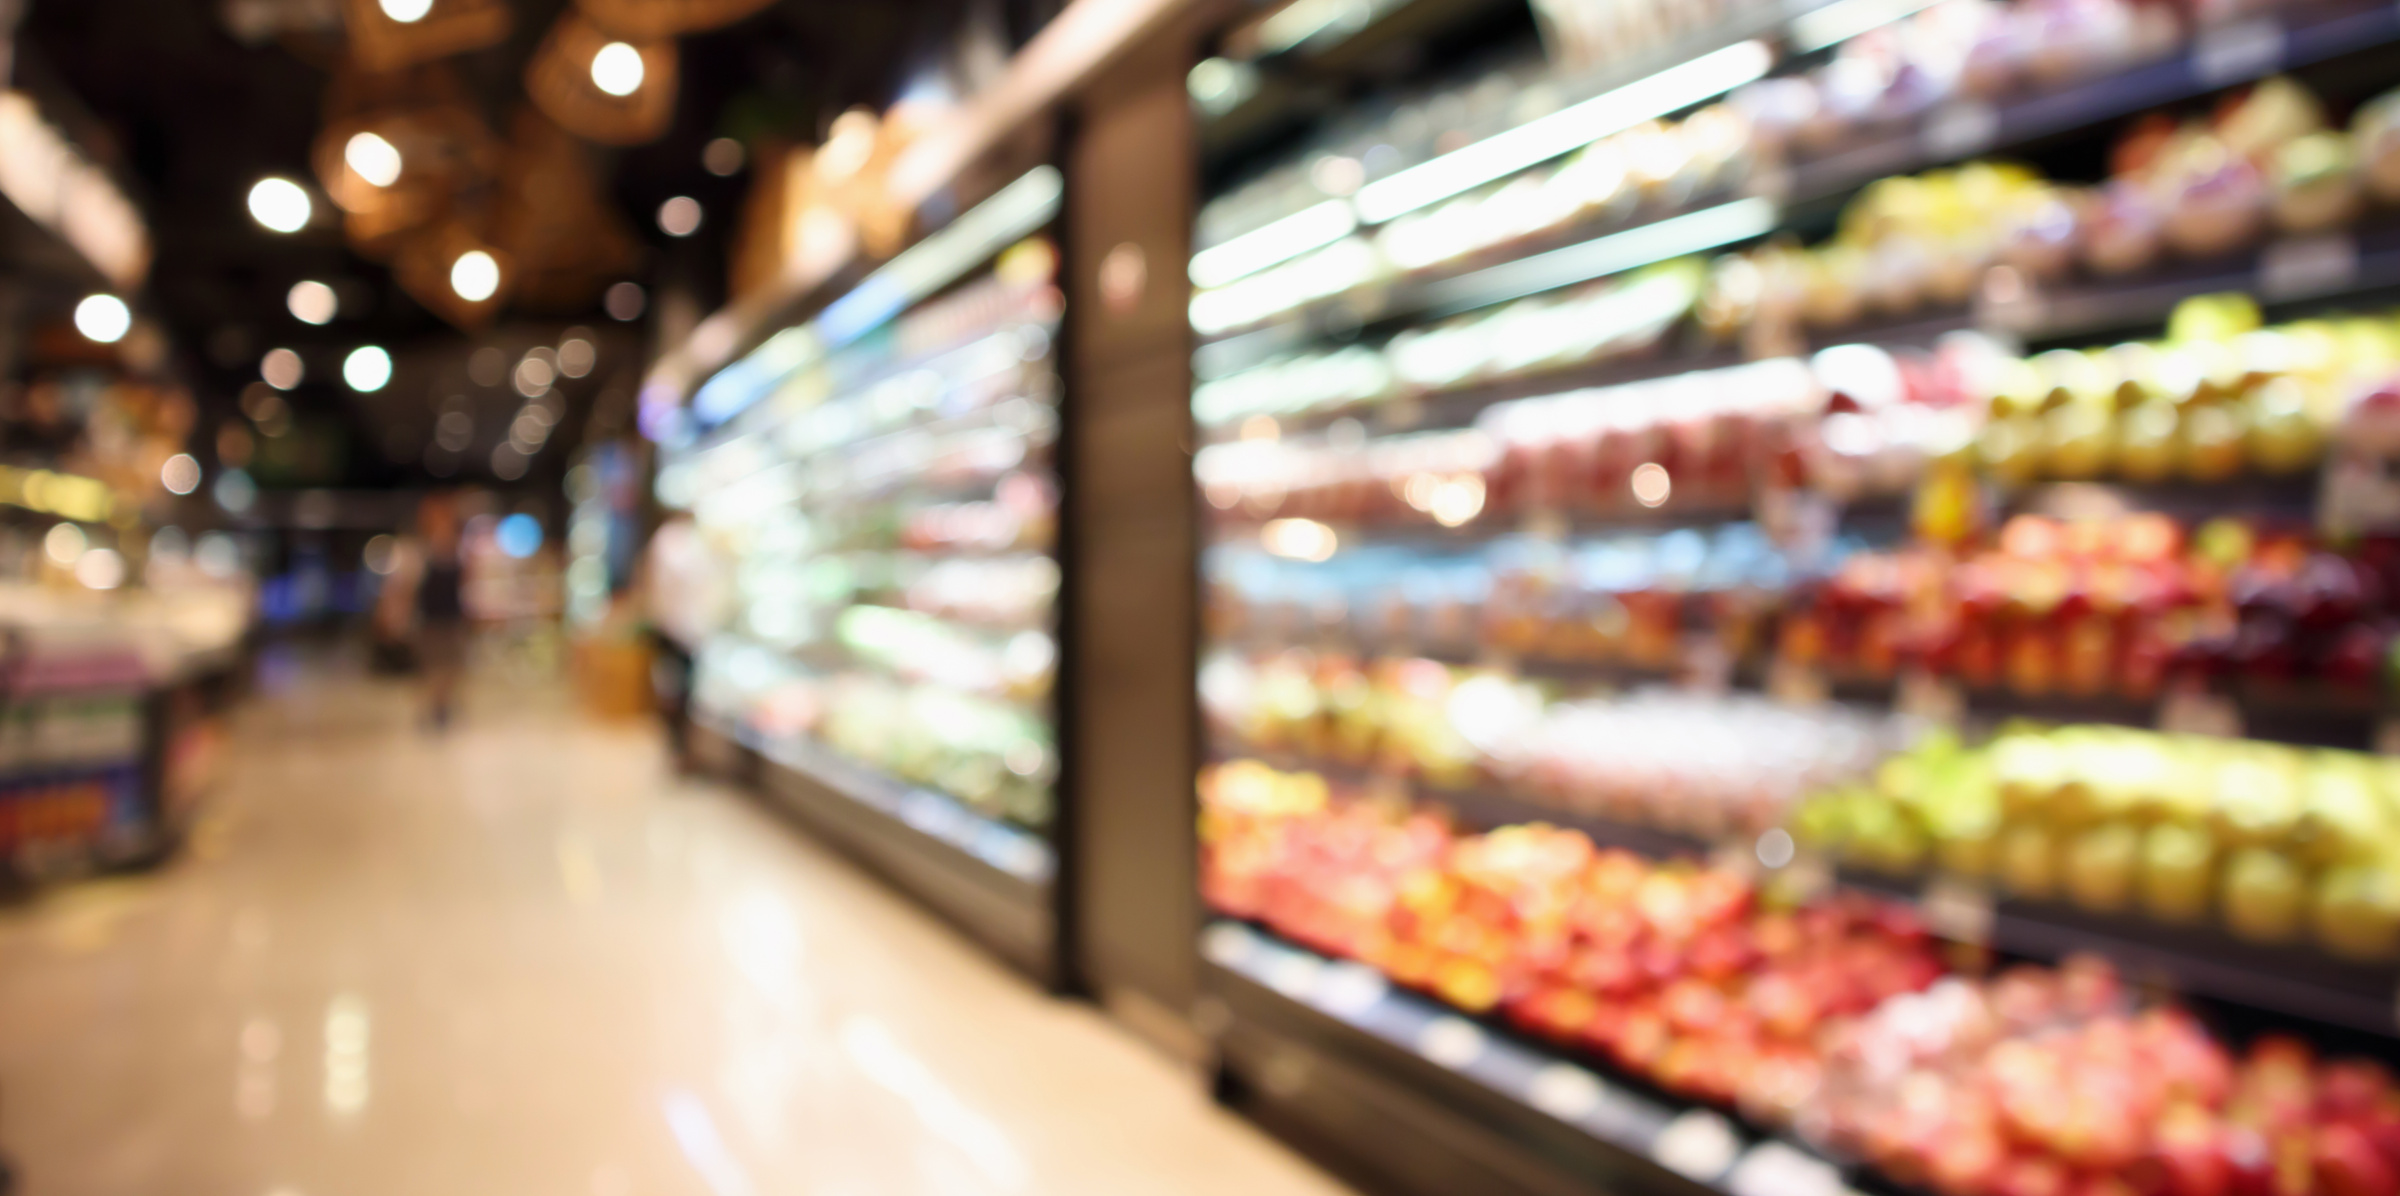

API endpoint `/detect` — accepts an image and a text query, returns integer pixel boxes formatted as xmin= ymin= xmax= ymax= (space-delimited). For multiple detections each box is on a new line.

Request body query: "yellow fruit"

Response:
xmin=1993 ymin=734 xmax=2067 ymax=820
xmin=2213 ymin=747 xmax=2305 ymax=846
xmin=1998 ymin=823 xmax=2059 ymax=899
xmin=2222 ymin=847 xmax=2306 ymax=943
xmin=2066 ymin=823 xmax=2141 ymax=912
xmin=2312 ymin=862 xmax=2400 ymax=961
xmin=2295 ymin=756 xmax=2393 ymax=865
xmin=2141 ymin=823 xmax=2216 ymax=922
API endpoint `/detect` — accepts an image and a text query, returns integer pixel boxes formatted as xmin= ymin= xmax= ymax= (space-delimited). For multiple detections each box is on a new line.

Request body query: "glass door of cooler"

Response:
xmin=659 ymin=167 xmax=1071 ymax=971
xmin=1188 ymin=1 xmax=2400 ymax=1193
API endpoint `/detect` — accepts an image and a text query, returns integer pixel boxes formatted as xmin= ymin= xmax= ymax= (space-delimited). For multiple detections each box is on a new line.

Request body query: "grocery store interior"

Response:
xmin=11 ymin=0 xmax=2400 ymax=1193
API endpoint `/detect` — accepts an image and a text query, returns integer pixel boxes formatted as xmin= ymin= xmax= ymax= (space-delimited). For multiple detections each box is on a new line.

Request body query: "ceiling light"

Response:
xmin=514 ymin=356 xmax=555 ymax=397
xmin=591 ymin=42 xmax=645 ymax=97
xmin=557 ymin=336 xmax=596 ymax=377
xmin=261 ymin=348 xmax=304 ymax=390
xmin=287 ymin=280 xmax=337 ymax=325
xmin=449 ymin=250 xmax=499 ymax=302
xmin=604 ymin=282 xmax=645 ymax=321
xmin=343 ymin=132 xmax=402 ymax=188
xmin=702 ymin=138 xmax=744 ymax=176
xmin=74 ymin=294 xmax=130 ymax=343
xmin=378 ymin=0 xmax=432 ymax=20
xmin=248 ymin=177 xmax=311 ymax=233
xmin=658 ymin=196 xmax=702 ymax=237
xmin=1352 ymin=40 xmax=1774 ymax=224
xmin=344 ymin=345 xmax=392 ymax=392
xmin=161 ymin=453 xmax=201 ymax=496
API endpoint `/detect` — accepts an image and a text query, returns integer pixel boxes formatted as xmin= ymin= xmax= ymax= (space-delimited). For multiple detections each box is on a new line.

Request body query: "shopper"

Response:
xmin=408 ymin=492 xmax=469 ymax=730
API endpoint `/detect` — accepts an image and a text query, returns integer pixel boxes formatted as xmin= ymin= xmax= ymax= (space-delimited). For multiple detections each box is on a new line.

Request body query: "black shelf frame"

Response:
xmin=1203 ymin=919 xmax=1864 ymax=1196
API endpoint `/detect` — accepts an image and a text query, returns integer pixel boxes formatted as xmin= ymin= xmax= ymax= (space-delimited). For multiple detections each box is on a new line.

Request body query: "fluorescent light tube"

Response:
xmin=1418 ymin=197 xmax=1778 ymax=314
xmin=1190 ymin=200 xmax=1360 ymax=288
xmin=1789 ymin=0 xmax=1944 ymax=51
xmin=1352 ymin=39 xmax=1774 ymax=226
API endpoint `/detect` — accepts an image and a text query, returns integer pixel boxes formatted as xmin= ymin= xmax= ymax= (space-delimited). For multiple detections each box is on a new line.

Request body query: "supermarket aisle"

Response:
xmin=0 ymin=650 xmax=1345 ymax=1196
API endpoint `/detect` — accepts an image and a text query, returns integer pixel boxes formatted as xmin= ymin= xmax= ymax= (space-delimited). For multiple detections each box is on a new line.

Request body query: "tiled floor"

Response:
xmin=0 ymin=649 xmax=1347 ymax=1196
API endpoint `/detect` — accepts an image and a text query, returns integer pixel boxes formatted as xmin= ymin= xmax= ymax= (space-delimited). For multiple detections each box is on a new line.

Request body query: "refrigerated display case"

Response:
xmin=660 ymin=166 xmax=1072 ymax=980
xmin=1189 ymin=1 xmax=2400 ymax=1193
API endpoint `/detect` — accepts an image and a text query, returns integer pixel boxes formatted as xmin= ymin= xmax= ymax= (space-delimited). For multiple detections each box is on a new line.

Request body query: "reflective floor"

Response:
xmin=0 ymin=648 xmax=1347 ymax=1196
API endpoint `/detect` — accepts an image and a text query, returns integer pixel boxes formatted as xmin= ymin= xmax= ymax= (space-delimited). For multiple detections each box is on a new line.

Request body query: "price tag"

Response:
xmin=1897 ymin=668 xmax=1966 ymax=728
xmin=2159 ymin=688 xmax=2245 ymax=738
xmin=1920 ymin=101 xmax=1999 ymax=160
xmin=2260 ymin=233 xmax=2360 ymax=300
xmin=2192 ymin=17 xmax=2283 ymax=86
xmin=1527 ymin=1063 xmax=1605 ymax=1121
xmin=1921 ymin=877 xmax=1997 ymax=947
xmin=1653 ymin=1109 xmax=1741 ymax=1182
xmin=1730 ymin=1143 xmax=1846 ymax=1196
xmin=1416 ymin=1016 xmax=1486 ymax=1070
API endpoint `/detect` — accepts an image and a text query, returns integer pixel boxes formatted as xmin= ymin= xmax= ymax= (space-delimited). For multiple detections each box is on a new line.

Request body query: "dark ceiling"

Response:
xmin=11 ymin=0 xmax=1053 ymax=490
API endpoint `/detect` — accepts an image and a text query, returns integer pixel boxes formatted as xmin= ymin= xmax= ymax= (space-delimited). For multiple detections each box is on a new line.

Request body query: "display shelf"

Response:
xmin=1216 ymin=742 xmax=2400 ymax=1038
xmin=753 ymin=731 xmax=1060 ymax=983
xmin=1837 ymin=868 xmax=2400 ymax=1038
xmin=1779 ymin=0 xmax=2400 ymax=214
xmin=1203 ymin=919 xmax=1860 ymax=1196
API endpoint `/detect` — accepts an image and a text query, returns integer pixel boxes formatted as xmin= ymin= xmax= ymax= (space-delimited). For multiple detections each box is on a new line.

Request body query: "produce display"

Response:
xmin=1204 ymin=761 xmax=2400 ymax=1196
xmin=1205 ymin=650 xmax=1909 ymax=835
xmin=1799 ymin=723 xmax=2400 ymax=958
xmin=1194 ymin=2 xmax=2400 ymax=1192
xmin=1794 ymin=512 xmax=2400 ymax=697
xmin=677 ymin=236 xmax=1066 ymax=830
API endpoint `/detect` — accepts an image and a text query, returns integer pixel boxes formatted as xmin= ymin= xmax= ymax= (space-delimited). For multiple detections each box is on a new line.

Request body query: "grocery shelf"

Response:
xmin=704 ymin=717 xmax=1061 ymax=984
xmin=1203 ymin=919 xmax=1857 ymax=1196
xmin=1780 ymin=0 xmax=2400 ymax=215
xmin=1218 ymin=744 xmax=2400 ymax=1036
xmin=1836 ymin=868 xmax=2400 ymax=1038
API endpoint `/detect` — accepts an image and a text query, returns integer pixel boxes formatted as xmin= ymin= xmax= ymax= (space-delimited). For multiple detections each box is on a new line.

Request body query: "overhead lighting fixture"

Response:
xmin=658 ymin=196 xmax=702 ymax=237
xmin=344 ymin=132 xmax=402 ymax=188
xmin=74 ymin=294 xmax=130 ymax=344
xmin=702 ymin=138 xmax=745 ymax=177
xmin=1790 ymin=0 xmax=1946 ymax=52
xmin=1352 ymin=40 xmax=1774 ymax=225
xmin=287 ymin=280 xmax=337 ymax=325
xmin=160 ymin=453 xmax=201 ymax=496
xmin=344 ymin=345 xmax=392 ymax=392
xmin=449 ymin=250 xmax=499 ymax=302
xmin=590 ymin=42 xmax=645 ymax=97
xmin=604 ymin=281 xmax=646 ymax=321
xmin=378 ymin=0 xmax=432 ymax=21
xmin=1419 ymin=197 xmax=1779 ymax=315
xmin=1190 ymin=200 xmax=1358 ymax=289
xmin=261 ymin=347 xmax=304 ymax=390
xmin=248 ymin=177 xmax=311 ymax=233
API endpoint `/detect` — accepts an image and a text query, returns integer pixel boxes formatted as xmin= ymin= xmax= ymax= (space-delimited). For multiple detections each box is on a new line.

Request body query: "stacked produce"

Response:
xmin=1200 ymin=759 xmax=1947 ymax=1106
xmin=1800 ymin=964 xmax=2400 ymax=1196
xmin=1205 ymin=761 xmax=2400 ymax=1196
xmin=785 ymin=674 xmax=1055 ymax=828
xmin=1800 ymin=721 xmax=2400 ymax=960
xmin=1791 ymin=512 xmax=2400 ymax=698
xmin=1204 ymin=650 xmax=1908 ymax=836
xmin=1711 ymin=77 xmax=2400 ymax=343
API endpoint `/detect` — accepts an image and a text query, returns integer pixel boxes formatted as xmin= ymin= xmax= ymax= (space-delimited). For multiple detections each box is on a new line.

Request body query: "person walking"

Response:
xmin=409 ymin=493 xmax=470 ymax=729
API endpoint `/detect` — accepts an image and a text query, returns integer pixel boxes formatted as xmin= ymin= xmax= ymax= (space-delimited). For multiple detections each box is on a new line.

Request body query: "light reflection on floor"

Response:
xmin=0 ymin=652 xmax=1346 ymax=1196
